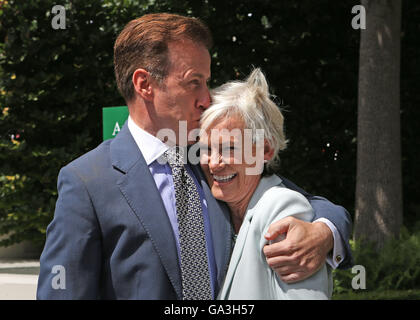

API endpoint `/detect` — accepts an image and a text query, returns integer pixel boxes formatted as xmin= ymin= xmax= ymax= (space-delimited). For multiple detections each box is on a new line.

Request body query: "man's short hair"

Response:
xmin=114 ymin=13 xmax=213 ymax=102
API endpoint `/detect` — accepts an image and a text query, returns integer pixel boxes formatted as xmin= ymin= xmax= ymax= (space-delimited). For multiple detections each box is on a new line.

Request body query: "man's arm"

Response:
xmin=263 ymin=176 xmax=353 ymax=283
xmin=37 ymin=165 xmax=102 ymax=299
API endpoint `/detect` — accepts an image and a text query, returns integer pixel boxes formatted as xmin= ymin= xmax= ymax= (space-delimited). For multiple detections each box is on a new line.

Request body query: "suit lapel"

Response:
xmin=110 ymin=123 xmax=182 ymax=299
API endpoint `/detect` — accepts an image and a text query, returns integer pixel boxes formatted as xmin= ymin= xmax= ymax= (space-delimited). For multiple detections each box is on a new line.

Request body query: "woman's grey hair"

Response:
xmin=200 ymin=68 xmax=287 ymax=175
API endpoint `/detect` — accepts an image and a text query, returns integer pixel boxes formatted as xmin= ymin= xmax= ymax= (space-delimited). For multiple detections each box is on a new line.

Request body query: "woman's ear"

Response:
xmin=132 ymin=68 xmax=154 ymax=100
xmin=263 ymin=139 xmax=275 ymax=162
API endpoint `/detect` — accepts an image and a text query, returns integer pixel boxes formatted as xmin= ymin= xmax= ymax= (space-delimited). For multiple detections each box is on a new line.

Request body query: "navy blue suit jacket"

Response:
xmin=37 ymin=123 xmax=352 ymax=299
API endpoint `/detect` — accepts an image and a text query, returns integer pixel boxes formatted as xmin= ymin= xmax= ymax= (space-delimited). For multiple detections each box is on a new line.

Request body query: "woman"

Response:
xmin=199 ymin=68 xmax=332 ymax=299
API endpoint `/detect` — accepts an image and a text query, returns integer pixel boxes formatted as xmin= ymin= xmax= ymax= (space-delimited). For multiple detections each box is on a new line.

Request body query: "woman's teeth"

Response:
xmin=213 ymin=173 xmax=237 ymax=182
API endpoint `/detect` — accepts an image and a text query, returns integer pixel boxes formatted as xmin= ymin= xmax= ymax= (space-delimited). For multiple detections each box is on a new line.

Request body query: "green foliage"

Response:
xmin=0 ymin=0 xmax=125 ymax=246
xmin=333 ymin=226 xmax=420 ymax=298
xmin=0 ymin=0 xmax=419 ymax=247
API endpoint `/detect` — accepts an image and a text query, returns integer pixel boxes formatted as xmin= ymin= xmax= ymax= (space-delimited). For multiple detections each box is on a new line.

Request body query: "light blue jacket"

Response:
xmin=218 ymin=174 xmax=333 ymax=300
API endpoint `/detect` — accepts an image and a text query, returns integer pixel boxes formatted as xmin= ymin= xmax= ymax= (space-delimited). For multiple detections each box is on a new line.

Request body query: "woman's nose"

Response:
xmin=208 ymin=152 xmax=225 ymax=171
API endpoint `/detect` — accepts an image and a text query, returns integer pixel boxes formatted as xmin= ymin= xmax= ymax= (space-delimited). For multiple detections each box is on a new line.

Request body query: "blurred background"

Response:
xmin=0 ymin=0 xmax=419 ymax=299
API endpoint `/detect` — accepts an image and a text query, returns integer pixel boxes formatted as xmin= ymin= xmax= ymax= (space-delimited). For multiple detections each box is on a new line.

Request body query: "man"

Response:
xmin=37 ymin=13 xmax=352 ymax=299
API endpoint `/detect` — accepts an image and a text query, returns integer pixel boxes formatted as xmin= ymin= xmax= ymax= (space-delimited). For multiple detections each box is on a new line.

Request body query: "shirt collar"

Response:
xmin=127 ymin=116 xmax=169 ymax=165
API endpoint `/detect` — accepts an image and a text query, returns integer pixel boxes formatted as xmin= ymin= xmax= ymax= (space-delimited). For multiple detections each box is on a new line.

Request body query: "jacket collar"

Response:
xmin=244 ymin=174 xmax=283 ymax=221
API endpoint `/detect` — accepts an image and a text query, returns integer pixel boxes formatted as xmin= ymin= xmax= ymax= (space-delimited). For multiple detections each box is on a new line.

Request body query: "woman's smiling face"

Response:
xmin=199 ymin=116 xmax=268 ymax=209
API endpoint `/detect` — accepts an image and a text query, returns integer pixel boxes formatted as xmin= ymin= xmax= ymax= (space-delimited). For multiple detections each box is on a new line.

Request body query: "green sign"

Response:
xmin=102 ymin=106 xmax=129 ymax=141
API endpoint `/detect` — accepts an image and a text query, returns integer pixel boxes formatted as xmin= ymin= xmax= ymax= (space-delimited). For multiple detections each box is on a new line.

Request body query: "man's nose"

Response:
xmin=197 ymin=87 xmax=211 ymax=110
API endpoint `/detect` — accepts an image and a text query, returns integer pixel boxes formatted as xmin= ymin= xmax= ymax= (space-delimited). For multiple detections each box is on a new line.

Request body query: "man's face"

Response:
xmin=152 ymin=40 xmax=211 ymax=145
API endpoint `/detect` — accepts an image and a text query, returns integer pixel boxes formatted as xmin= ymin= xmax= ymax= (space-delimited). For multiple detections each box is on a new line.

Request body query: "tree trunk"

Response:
xmin=354 ymin=0 xmax=403 ymax=249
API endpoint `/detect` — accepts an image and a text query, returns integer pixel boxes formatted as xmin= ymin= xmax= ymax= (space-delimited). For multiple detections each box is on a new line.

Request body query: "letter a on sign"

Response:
xmin=51 ymin=5 xmax=66 ymax=30
xmin=112 ymin=122 xmax=121 ymax=136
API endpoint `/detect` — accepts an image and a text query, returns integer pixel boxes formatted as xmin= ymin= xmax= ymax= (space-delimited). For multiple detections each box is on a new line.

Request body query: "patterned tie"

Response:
xmin=164 ymin=146 xmax=212 ymax=300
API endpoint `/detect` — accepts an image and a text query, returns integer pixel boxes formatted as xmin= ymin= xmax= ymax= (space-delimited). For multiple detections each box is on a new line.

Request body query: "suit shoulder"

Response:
xmin=66 ymin=140 xmax=111 ymax=167
xmin=60 ymin=139 xmax=113 ymax=180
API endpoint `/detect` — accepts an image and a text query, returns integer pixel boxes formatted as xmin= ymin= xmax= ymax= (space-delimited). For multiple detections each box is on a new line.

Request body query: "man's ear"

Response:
xmin=263 ymin=140 xmax=275 ymax=162
xmin=132 ymin=68 xmax=154 ymax=100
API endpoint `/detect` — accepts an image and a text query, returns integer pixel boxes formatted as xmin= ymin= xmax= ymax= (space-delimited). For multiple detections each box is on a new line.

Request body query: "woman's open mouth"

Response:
xmin=212 ymin=173 xmax=237 ymax=183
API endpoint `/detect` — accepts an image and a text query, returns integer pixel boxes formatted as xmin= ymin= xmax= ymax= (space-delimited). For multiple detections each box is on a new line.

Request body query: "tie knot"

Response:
xmin=164 ymin=146 xmax=187 ymax=168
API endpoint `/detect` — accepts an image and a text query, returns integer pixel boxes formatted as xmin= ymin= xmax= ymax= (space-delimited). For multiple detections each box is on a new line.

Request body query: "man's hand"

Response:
xmin=263 ymin=217 xmax=333 ymax=283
